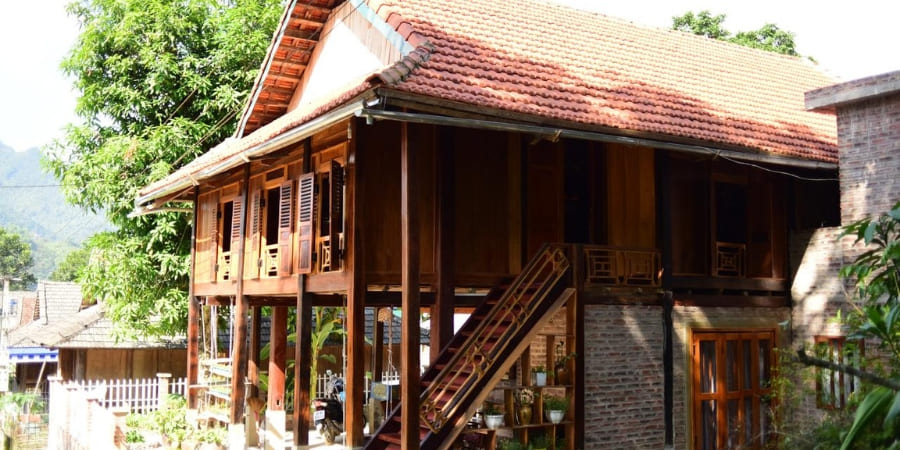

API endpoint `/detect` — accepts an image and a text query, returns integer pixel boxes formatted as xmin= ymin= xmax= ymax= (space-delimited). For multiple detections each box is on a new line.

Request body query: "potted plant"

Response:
xmin=530 ymin=433 xmax=549 ymax=450
xmin=543 ymin=395 xmax=569 ymax=424
xmin=554 ymin=342 xmax=577 ymax=385
xmin=482 ymin=402 xmax=504 ymax=429
xmin=498 ymin=438 xmax=525 ymax=450
xmin=514 ymin=388 xmax=534 ymax=425
xmin=532 ymin=365 xmax=547 ymax=386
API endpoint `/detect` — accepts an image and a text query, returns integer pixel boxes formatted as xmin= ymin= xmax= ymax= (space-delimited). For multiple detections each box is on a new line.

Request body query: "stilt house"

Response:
xmin=134 ymin=0 xmax=839 ymax=448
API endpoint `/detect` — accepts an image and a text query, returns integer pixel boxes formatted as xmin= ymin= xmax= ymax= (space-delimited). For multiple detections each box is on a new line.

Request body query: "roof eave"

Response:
xmin=134 ymin=98 xmax=366 ymax=213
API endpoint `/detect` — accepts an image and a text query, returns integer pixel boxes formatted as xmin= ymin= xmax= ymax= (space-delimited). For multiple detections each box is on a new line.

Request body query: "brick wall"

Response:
xmin=836 ymin=92 xmax=900 ymax=223
xmin=583 ymin=304 xmax=665 ymax=449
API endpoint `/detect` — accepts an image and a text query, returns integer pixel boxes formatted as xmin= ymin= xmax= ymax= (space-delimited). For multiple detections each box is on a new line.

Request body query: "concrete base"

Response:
xmin=228 ymin=423 xmax=246 ymax=450
xmin=265 ymin=410 xmax=286 ymax=450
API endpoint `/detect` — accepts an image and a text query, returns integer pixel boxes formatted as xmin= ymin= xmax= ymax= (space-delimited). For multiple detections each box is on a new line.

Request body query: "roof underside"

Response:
xmin=140 ymin=0 xmax=839 ymax=206
xmin=238 ymin=0 xmax=347 ymax=136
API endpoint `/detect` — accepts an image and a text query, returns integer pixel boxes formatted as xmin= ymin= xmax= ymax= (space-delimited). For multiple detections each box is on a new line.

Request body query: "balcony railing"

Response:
xmin=582 ymin=245 xmax=661 ymax=288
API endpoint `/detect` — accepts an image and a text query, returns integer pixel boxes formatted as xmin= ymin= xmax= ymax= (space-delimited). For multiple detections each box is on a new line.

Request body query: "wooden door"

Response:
xmin=692 ymin=330 xmax=775 ymax=449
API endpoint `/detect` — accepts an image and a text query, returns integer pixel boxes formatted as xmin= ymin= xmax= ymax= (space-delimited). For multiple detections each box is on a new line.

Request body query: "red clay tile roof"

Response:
xmin=138 ymin=0 xmax=837 ymax=203
xmin=372 ymin=0 xmax=837 ymax=162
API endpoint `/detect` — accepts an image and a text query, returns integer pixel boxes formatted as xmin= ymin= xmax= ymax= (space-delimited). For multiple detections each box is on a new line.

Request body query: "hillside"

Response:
xmin=0 ymin=141 xmax=110 ymax=282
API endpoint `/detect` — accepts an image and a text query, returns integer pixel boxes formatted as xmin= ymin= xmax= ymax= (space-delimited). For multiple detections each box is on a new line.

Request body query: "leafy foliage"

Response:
xmin=0 ymin=226 xmax=36 ymax=289
xmin=672 ymin=10 xmax=800 ymax=56
xmin=836 ymin=202 xmax=900 ymax=449
xmin=49 ymin=246 xmax=91 ymax=281
xmin=43 ymin=0 xmax=282 ymax=337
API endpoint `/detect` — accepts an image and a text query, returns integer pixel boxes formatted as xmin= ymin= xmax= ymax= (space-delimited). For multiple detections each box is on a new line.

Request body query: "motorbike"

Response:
xmin=314 ymin=371 xmax=345 ymax=445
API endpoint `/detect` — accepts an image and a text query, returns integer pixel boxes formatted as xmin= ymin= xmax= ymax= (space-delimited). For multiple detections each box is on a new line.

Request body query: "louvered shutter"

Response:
xmin=278 ymin=180 xmax=294 ymax=276
xmin=209 ymin=192 xmax=219 ymax=281
xmin=230 ymin=198 xmax=242 ymax=279
xmin=329 ymin=160 xmax=344 ymax=270
xmin=296 ymin=173 xmax=315 ymax=274
xmin=247 ymin=189 xmax=261 ymax=279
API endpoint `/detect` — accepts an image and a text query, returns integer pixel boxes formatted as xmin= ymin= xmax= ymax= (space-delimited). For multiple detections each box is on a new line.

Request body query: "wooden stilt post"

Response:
xmin=400 ymin=121 xmax=421 ymax=449
xmin=346 ymin=121 xmax=367 ymax=447
xmin=187 ymin=189 xmax=200 ymax=410
xmin=249 ymin=306 xmax=261 ymax=399
xmin=229 ymin=166 xmax=251 ymax=444
xmin=294 ymin=139 xmax=313 ymax=449
xmin=432 ymin=126 xmax=454 ymax=364
xmin=267 ymin=306 xmax=288 ymax=445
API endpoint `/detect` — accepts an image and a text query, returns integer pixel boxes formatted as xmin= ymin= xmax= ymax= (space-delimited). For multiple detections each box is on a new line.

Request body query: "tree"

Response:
xmin=43 ymin=0 xmax=282 ymax=338
xmin=834 ymin=202 xmax=900 ymax=449
xmin=672 ymin=10 xmax=800 ymax=56
xmin=0 ymin=226 xmax=36 ymax=289
xmin=49 ymin=246 xmax=91 ymax=282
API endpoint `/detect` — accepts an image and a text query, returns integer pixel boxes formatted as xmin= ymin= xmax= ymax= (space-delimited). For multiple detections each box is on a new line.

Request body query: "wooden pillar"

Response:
xmin=187 ymin=189 xmax=200 ymax=409
xmin=373 ymin=313 xmax=384 ymax=380
xmin=249 ymin=307 xmax=261 ymax=399
xmin=229 ymin=166 xmax=251 ymax=426
xmin=400 ymin=121 xmax=421 ymax=448
xmin=268 ymin=307 xmax=288 ymax=410
xmin=345 ymin=120 xmax=367 ymax=447
xmin=294 ymin=139 xmax=313 ymax=449
xmin=187 ymin=295 xmax=201 ymax=409
xmin=570 ymin=245 xmax=583 ymax=450
xmin=656 ymin=151 xmax=675 ymax=447
xmin=432 ymin=126 xmax=454 ymax=364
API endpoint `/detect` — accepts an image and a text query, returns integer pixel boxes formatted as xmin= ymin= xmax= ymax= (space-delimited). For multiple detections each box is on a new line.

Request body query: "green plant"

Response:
xmin=543 ymin=395 xmax=569 ymax=412
xmin=498 ymin=438 xmax=525 ymax=450
xmin=531 ymin=365 xmax=546 ymax=373
xmin=125 ymin=429 xmax=144 ymax=443
xmin=530 ymin=433 xmax=549 ymax=448
xmin=482 ymin=402 xmax=503 ymax=416
xmin=193 ymin=426 xmax=226 ymax=444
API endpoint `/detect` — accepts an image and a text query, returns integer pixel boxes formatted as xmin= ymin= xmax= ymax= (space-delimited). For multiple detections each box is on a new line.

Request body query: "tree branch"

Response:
xmin=795 ymin=349 xmax=900 ymax=391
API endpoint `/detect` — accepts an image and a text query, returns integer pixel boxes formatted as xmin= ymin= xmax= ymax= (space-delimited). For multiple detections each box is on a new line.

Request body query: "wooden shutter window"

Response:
xmin=329 ymin=160 xmax=344 ymax=270
xmin=209 ymin=192 xmax=219 ymax=281
xmin=230 ymin=198 xmax=243 ymax=279
xmin=247 ymin=189 xmax=262 ymax=279
xmin=277 ymin=180 xmax=294 ymax=276
xmin=296 ymin=173 xmax=315 ymax=274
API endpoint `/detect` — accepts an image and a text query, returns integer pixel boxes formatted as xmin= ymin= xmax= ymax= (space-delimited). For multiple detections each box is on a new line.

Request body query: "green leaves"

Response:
xmin=837 ymin=202 xmax=900 ymax=448
xmin=45 ymin=0 xmax=281 ymax=338
xmin=672 ymin=10 xmax=800 ymax=56
xmin=0 ymin=226 xmax=36 ymax=289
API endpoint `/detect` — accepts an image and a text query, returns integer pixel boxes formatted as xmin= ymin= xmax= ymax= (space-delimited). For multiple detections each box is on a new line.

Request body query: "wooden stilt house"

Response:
xmin=134 ymin=0 xmax=839 ymax=448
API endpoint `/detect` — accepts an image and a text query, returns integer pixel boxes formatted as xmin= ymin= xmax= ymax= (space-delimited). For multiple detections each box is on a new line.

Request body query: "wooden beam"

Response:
xmin=373 ymin=313 xmax=385 ymax=380
xmin=294 ymin=138 xmax=313 ymax=449
xmin=432 ymin=125 xmax=454 ymax=364
xmin=345 ymin=120 xmax=367 ymax=447
xmin=400 ymin=121 xmax=422 ymax=448
xmin=268 ymin=307 xmax=288 ymax=410
xmin=187 ymin=189 xmax=200 ymax=410
xmin=248 ymin=307 xmax=261 ymax=399
xmin=229 ymin=166 xmax=251 ymax=425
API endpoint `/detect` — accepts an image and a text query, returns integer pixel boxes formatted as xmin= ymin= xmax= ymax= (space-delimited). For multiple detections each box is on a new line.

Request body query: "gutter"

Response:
xmin=356 ymin=109 xmax=838 ymax=171
xmin=135 ymin=99 xmax=366 ymax=213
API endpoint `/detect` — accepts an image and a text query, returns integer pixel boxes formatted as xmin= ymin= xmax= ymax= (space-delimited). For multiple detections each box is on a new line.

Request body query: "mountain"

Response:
xmin=0 ymin=141 xmax=110 ymax=281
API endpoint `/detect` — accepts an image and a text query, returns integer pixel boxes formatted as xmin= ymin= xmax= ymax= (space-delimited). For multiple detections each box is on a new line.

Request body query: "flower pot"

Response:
xmin=533 ymin=371 xmax=547 ymax=386
xmin=484 ymin=414 xmax=504 ymax=429
xmin=546 ymin=410 xmax=565 ymax=424
xmin=516 ymin=405 xmax=532 ymax=425
xmin=555 ymin=366 xmax=570 ymax=385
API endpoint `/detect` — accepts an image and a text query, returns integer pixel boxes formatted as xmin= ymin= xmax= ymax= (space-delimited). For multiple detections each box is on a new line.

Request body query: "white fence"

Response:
xmin=48 ymin=373 xmax=185 ymax=449
xmin=66 ymin=374 xmax=187 ymax=414
xmin=315 ymin=370 xmax=399 ymax=400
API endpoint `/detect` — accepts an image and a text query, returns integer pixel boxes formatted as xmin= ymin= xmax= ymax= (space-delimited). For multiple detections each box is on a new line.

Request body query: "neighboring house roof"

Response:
xmin=805 ymin=70 xmax=900 ymax=111
xmin=137 ymin=0 xmax=837 ymax=207
xmin=7 ymin=281 xmax=185 ymax=350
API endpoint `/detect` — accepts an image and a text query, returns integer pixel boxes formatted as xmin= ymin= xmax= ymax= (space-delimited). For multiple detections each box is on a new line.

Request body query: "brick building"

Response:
xmin=790 ymin=71 xmax=900 ymax=428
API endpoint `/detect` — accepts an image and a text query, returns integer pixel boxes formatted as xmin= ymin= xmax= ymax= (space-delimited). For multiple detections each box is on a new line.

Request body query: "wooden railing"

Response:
xmin=418 ymin=244 xmax=570 ymax=433
xmin=714 ymin=242 xmax=745 ymax=277
xmin=581 ymin=245 xmax=661 ymax=288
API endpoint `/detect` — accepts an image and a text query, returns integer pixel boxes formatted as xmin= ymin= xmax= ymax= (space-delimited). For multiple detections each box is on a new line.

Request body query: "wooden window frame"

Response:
xmin=814 ymin=336 xmax=863 ymax=410
xmin=691 ymin=329 xmax=776 ymax=450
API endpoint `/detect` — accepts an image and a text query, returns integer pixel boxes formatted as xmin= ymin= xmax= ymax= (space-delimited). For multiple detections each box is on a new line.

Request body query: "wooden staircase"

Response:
xmin=366 ymin=244 xmax=574 ymax=449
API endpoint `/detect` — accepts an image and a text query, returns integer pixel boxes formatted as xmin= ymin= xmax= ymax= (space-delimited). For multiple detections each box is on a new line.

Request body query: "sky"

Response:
xmin=0 ymin=0 xmax=897 ymax=153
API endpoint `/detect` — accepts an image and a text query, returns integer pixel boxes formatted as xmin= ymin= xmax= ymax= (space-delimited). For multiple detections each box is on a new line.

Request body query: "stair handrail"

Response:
xmin=418 ymin=243 xmax=570 ymax=433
